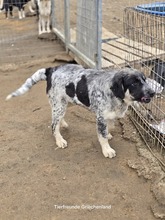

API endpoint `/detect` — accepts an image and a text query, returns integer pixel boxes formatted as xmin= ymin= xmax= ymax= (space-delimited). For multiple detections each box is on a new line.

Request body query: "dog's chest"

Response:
xmin=103 ymin=103 xmax=128 ymax=120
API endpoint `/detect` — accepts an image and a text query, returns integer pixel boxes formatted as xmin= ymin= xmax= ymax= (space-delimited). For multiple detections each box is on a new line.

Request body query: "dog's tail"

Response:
xmin=6 ymin=68 xmax=47 ymax=100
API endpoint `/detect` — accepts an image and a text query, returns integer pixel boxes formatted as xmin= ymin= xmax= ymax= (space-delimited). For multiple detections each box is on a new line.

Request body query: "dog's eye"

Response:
xmin=131 ymin=82 xmax=139 ymax=87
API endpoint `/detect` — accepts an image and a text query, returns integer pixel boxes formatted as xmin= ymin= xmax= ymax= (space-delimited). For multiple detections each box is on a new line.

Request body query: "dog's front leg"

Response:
xmin=52 ymin=121 xmax=67 ymax=149
xmin=18 ymin=9 xmax=22 ymax=19
xmin=22 ymin=7 xmax=25 ymax=18
xmin=46 ymin=16 xmax=51 ymax=33
xmin=38 ymin=17 xmax=42 ymax=35
xmin=96 ymin=116 xmax=116 ymax=158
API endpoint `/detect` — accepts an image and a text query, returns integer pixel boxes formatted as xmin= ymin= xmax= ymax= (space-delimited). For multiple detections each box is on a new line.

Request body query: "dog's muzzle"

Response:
xmin=141 ymin=90 xmax=155 ymax=103
xmin=141 ymin=96 xmax=151 ymax=103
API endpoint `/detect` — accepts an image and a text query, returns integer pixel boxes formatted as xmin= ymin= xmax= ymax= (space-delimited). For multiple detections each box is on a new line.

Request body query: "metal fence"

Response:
xmin=52 ymin=0 xmax=102 ymax=69
xmin=0 ymin=4 xmax=58 ymax=66
xmin=123 ymin=6 xmax=165 ymax=159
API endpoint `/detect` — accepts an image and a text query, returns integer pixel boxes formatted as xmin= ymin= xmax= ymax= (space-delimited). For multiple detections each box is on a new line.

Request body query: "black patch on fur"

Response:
xmin=65 ymin=83 xmax=75 ymax=98
xmin=45 ymin=68 xmax=53 ymax=93
xmin=97 ymin=117 xmax=107 ymax=138
xmin=111 ymin=73 xmax=125 ymax=100
xmin=76 ymin=75 xmax=90 ymax=107
xmin=45 ymin=67 xmax=57 ymax=93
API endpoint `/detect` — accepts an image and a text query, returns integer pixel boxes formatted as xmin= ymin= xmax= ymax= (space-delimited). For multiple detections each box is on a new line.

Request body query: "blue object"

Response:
xmin=135 ymin=2 xmax=165 ymax=16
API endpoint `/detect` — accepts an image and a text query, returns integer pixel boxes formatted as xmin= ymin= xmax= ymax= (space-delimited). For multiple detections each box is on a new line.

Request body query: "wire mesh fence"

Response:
xmin=123 ymin=4 xmax=165 ymax=159
xmin=0 ymin=1 xmax=59 ymax=67
xmin=51 ymin=0 xmax=65 ymax=38
xmin=0 ymin=13 xmax=37 ymax=65
xmin=52 ymin=0 xmax=102 ymax=68
xmin=124 ymin=6 xmax=165 ymax=50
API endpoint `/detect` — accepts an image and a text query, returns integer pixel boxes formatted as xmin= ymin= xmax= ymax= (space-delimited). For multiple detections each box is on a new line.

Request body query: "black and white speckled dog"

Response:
xmin=6 ymin=64 xmax=155 ymax=158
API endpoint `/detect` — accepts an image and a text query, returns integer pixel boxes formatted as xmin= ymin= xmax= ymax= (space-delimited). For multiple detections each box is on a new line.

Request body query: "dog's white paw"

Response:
xmin=56 ymin=137 xmax=67 ymax=149
xmin=107 ymin=133 xmax=113 ymax=140
xmin=102 ymin=146 xmax=116 ymax=158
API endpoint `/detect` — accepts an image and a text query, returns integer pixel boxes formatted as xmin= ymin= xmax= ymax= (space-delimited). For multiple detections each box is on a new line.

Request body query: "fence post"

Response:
xmin=64 ymin=0 xmax=70 ymax=52
xmin=96 ymin=0 xmax=102 ymax=69
xmin=51 ymin=0 xmax=55 ymax=30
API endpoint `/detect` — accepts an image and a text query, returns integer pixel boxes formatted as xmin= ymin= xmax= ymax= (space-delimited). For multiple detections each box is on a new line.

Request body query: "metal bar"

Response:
xmin=53 ymin=26 xmax=95 ymax=67
xmin=53 ymin=27 xmax=65 ymax=42
xmin=64 ymin=0 xmax=70 ymax=52
xmin=51 ymin=0 xmax=55 ymax=29
xmin=68 ymin=43 xmax=96 ymax=68
xmin=96 ymin=0 xmax=102 ymax=69
xmin=53 ymin=0 xmax=100 ymax=69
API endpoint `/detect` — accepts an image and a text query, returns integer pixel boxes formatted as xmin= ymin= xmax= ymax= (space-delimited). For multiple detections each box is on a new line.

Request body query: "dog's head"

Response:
xmin=111 ymin=68 xmax=155 ymax=103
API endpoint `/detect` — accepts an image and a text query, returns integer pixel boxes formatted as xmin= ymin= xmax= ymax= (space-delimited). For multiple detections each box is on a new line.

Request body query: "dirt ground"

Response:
xmin=0 ymin=1 xmax=165 ymax=220
xmin=0 ymin=62 xmax=158 ymax=220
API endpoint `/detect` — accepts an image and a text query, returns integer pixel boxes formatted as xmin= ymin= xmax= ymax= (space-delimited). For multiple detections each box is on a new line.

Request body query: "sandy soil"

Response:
xmin=0 ymin=1 xmax=165 ymax=219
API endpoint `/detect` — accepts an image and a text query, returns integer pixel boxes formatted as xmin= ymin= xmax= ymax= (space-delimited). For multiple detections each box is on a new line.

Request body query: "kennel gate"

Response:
xmin=51 ymin=0 xmax=102 ymax=69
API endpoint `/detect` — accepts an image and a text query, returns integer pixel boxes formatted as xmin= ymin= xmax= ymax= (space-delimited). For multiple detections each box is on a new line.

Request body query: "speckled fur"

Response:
xmin=6 ymin=64 xmax=155 ymax=158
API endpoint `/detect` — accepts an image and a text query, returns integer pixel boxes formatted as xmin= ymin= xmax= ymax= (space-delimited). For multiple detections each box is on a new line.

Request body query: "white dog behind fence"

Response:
xmin=38 ymin=0 xmax=51 ymax=35
xmin=0 ymin=0 xmax=3 ymax=10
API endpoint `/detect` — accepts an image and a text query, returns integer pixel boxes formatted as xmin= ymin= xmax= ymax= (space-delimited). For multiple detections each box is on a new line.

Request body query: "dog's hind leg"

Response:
xmin=18 ymin=9 xmax=22 ymax=19
xmin=22 ymin=6 xmax=25 ymax=18
xmin=46 ymin=16 xmax=51 ymax=33
xmin=51 ymin=98 xmax=68 ymax=149
xmin=39 ymin=16 xmax=45 ymax=34
xmin=38 ymin=17 xmax=42 ymax=34
xmin=9 ymin=5 xmax=13 ymax=18
xmin=4 ymin=5 xmax=9 ymax=19
xmin=96 ymin=115 xmax=116 ymax=158
xmin=41 ymin=16 xmax=46 ymax=33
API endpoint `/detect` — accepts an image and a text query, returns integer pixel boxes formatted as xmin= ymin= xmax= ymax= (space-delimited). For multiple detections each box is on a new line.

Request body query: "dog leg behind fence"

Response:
xmin=18 ymin=9 xmax=22 ymax=19
xmin=46 ymin=17 xmax=51 ymax=33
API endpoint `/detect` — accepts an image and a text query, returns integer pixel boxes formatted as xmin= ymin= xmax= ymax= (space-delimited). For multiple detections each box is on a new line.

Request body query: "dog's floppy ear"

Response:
xmin=111 ymin=72 xmax=125 ymax=100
